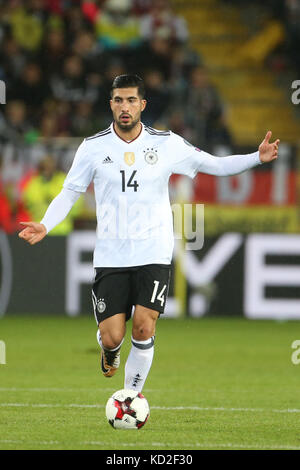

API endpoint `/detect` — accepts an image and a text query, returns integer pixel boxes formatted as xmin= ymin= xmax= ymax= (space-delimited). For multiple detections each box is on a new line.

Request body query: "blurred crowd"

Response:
xmin=0 ymin=0 xmax=231 ymax=142
xmin=0 ymin=0 xmax=232 ymax=234
xmin=223 ymin=0 xmax=300 ymax=72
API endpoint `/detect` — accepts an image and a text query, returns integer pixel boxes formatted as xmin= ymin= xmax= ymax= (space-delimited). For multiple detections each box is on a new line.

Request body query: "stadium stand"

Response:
xmin=172 ymin=0 xmax=300 ymax=145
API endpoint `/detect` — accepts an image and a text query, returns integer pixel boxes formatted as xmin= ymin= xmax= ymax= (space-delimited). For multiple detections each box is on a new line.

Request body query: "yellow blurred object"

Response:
xmin=9 ymin=7 xmax=43 ymax=51
xmin=235 ymin=21 xmax=285 ymax=66
xmin=94 ymin=11 xmax=140 ymax=49
xmin=23 ymin=171 xmax=83 ymax=236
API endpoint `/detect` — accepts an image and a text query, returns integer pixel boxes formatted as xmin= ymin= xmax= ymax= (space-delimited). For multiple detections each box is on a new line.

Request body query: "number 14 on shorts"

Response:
xmin=151 ymin=280 xmax=167 ymax=306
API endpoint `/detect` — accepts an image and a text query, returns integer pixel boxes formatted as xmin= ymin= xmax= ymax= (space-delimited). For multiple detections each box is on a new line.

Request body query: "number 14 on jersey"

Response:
xmin=120 ymin=170 xmax=139 ymax=192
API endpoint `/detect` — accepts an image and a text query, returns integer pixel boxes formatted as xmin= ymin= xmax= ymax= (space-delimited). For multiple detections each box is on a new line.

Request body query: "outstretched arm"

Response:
xmin=203 ymin=130 xmax=280 ymax=176
xmin=170 ymin=131 xmax=280 ymax=178
xmin=204 ymin=130 xmax=280 ymax=176
xmin=19 ymin=187 xmax=81 ymax=245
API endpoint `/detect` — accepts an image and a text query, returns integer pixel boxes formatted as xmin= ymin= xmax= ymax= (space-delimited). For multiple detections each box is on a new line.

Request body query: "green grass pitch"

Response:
xmin=0 ymin=314 xmax=299 ymax=450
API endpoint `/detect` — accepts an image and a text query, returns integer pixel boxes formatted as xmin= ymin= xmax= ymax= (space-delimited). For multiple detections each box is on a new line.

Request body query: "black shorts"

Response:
xmin=91 ymin=264 xmax=171 ymax=324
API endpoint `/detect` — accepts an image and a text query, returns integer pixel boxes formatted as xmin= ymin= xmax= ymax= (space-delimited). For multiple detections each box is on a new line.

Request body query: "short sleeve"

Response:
xmin=63 ymin=140 xmax=94 ymax=192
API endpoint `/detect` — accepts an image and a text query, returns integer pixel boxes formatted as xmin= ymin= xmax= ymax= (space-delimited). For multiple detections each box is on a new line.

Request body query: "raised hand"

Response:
xmin=18 ymin=222 xmax=47 ymax=245
xmin=258 ymin=131 xmax=280 ymax=163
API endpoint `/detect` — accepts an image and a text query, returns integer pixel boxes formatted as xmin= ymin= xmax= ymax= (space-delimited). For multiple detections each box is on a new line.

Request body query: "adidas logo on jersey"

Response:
xmin=103 ymin=156 xmax=113 ymax=164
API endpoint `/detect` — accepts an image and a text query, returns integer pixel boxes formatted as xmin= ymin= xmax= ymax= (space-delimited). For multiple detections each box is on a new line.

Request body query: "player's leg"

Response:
xmin=132 ymin=305 xmax=158 ymax=340
xmin=98 ymin=313 xmax=126 ymax=350
xmin=124 ymin=263 xmax=171 ymax=392
xmin=92 ymin=268 xmax=131 ymax=378
xmin=124 ymin=305 xmax=159 ymax=391
xmin=97 ymin=313 xmax=126 ymax=377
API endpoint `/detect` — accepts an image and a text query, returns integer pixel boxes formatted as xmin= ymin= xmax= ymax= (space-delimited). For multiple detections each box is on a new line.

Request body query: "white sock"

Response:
xmin=96 ymin=329 xmax=103 ymax=348
xmin=124 ymin=336 xmax=155 ymax=392
xmin=96 ymin=329 xmax=123 ymax=352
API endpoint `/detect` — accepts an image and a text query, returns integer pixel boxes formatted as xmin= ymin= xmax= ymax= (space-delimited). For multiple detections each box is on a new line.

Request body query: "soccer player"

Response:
xmin=19 ymin=74 xmax=280 ymax=392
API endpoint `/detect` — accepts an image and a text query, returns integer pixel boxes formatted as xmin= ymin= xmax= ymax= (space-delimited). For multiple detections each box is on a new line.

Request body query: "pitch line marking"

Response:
xmin=0 ymin=439 xmax=299 ymax=450
xmin=83 ymin=442 xmax=300 ymax=450
xmin=0 ymin=387 xmax=159 ymax=392
xmin=3 ymin=387 xmax=296 ymax=395
xmin=0 ymin=387 xmax=117 ymax=392
xmin=0 ymin=403 xmax=300 ymax=413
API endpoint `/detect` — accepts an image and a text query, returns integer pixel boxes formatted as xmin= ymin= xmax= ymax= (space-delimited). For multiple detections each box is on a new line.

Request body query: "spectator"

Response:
xmin=94 ymin=0 xmax=141 ymax=51
xmin=50 ymin=55 xmax=98 ymax=103
xmin=6 ymin=1 xmax=45 ymax=51
xmin=142 ymin=69 xmax=170 ymax=125
xmin=166 ymin=109 xmax=193 ymax=141
xmin=41 ymin=115 xmax=57 ymax=139
xmin=137 ymin=34 xmax=174 ymax=81
xmin=0 ymin=37 xmax=27 ymax=84
xmin=95 ymin=59 xmax=126 ymax=119
xmin=55 ymin=101 xmax=72 ymax=136
xmin=132 ymin=0 xmax=153 ymax=15
xmin=22 ymin=155 xmax=83 ymax=235
xmin=183 ymin=67 xmax=229 ymax=149
xmin=64 ymin=5 xmax=93 ymax=43
xmin=71 ymin=29 xmax=105 ymax=89
xmin=44 ymin=0 xmax=66 ymax=15
xmin=81 ymin=1 xmax=102 ymax=24
xmin=140 ymin=0 xmax=189 ymax=43
xmin=72 ymin=30 xmax=99 ymax=60
xmin=170 ymin=43 xmax=202 ymax=88
xmin=11 ymin=63 xmax=51 ymax=123
xmin=38 ymin=30 xmax=67 ymax=77
xmin=0 ymin=100 xmax=31 ymax=144
xmin=71 ymin=101 xmax=105 ymax=137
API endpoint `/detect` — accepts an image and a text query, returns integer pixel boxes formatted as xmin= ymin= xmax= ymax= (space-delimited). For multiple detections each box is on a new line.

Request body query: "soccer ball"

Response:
xmin=105 ymin=389 xmax=150 ymax=430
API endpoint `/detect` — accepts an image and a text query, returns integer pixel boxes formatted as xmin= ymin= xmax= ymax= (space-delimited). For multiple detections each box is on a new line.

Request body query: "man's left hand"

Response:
xmin=259 ymin=131 xmax=280 ymax=163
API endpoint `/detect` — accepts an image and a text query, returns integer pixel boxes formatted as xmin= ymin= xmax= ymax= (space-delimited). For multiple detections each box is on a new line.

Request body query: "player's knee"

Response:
xmin=101 ymin=330 xmax=124 ymax=350
xmin=132 ymin=322 xmax=155 ymax=341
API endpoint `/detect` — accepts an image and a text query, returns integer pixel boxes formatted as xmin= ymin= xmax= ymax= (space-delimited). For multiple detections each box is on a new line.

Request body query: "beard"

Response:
xmin=114 ymin=114 xmax=140 ymax=132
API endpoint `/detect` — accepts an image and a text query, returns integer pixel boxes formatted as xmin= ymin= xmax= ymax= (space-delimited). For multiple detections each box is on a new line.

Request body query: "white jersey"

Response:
xmin=60 ymin=122 xmax=260 ymax=267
